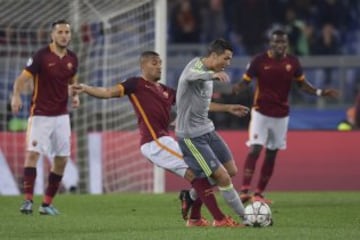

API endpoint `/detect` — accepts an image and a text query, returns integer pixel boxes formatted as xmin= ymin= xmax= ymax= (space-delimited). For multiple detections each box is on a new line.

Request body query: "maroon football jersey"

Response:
xmin=119 ymin=77 xmax=176 ymax=145
xmin=243 ymin=51 xmax=305 ymax=117
xmin=25 ymin=44 xmax=78 ymax=116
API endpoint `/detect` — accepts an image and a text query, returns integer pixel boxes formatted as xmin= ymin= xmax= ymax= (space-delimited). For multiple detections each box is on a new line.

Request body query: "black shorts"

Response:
xmin=177 ymin=131 xmax=232 ymax=178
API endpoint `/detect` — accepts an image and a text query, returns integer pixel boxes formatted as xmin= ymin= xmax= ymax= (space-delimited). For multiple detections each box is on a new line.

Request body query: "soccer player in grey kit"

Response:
xmin=175 ymin=39 xmax=249 ymax=227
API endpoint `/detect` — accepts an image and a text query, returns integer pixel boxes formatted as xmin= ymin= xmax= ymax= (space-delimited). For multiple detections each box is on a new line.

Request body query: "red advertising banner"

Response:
xmin=165 ymin=131 xmax=360 ymax=191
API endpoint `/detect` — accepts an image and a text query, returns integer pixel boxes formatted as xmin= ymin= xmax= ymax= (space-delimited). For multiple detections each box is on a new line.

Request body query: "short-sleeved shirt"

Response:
xmin=119 ymin=77 xmax=176 ymax=145
xmin=25 ymin=45 xmax=78 ymax=116
xmin=175 ymin=57 xmax=215 ymax=138
xmin=243 ymin=51 xmax=305 ymax=117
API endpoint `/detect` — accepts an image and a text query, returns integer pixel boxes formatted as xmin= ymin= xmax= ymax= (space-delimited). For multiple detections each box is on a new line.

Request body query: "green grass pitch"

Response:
xmin=0 ymin=192 xmax=359 ymax=240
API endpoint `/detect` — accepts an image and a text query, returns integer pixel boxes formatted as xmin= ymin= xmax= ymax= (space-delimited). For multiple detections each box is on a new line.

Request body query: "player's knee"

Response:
xmin=52 ymin=157 xmax=68 ymax=173
xmin=212 ymin=168 xmax=231 ymax=187
xmin=249 ymin=144 xmax=262 ymax=158
xmin=24 ymin=151 xmax=40 ymax=167
xmin=227 ymin=165 xmax=238 ymax=177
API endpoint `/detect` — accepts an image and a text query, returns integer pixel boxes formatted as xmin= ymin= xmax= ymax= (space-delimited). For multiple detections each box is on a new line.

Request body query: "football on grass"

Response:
xmin=244 ymin=201 xmax=273 ymax=227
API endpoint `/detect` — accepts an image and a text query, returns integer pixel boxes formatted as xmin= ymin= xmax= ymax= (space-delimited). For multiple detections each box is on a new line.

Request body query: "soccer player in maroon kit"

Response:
xmin=11 ymin=19 xmax=80 ymax=215
xmin=233 ymin=29 xmax=338 ymax=204
xmin=72 ymin=51 xmax=248 ymax=226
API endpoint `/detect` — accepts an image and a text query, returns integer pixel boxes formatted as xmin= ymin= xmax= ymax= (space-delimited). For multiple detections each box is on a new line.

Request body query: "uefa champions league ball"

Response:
xmin=244 ymin=201 xmax=273 ymax=227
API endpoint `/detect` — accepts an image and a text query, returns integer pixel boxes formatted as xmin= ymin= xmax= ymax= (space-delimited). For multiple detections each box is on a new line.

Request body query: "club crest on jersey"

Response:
xmin=163 ymin=91 xmax=169 ymax=98
xmin=26 ymin=57 xmax=33 ymax=67
xmin=67 ymin=62 xmax=73 ymax=70
xmin=285 ymin=64 xmax=292 ymax=72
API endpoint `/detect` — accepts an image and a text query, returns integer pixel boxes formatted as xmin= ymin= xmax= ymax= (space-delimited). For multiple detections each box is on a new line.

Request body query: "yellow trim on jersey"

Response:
xmin=22 ymin=69 xmax=33 ymax=78
xmin=130 ymin=93 xmax=183 ymax=159
xmin=295 ymin=74 xmax=305 ymax=82
xmin=117 ymin=84 xmax=125 ymax=97
xmin=184 ymin=138 xmax=212 ymax=177
xmin=242 ymin=73 xmax=252 ymax=82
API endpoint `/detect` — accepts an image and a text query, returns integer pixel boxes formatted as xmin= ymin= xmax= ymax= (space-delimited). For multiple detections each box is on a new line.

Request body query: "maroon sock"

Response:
xmin=256 ymin=150 xmax=277 ymax=193
xmin=189 ymin=197 xmax=203 ymax=220
xmin=43 ymin=172 xmax=63 ymax=205
xmin=191 ymin=178 xmax=225 ymax=221
xmin=23 ymin=167 xmax=36 ymax=201
xmin=241 ymin=153 xmax=259 ymax=191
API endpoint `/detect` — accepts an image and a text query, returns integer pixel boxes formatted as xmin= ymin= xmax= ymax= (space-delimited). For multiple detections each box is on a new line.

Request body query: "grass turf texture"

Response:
xmin=0 ymin=192 xmax=359 ymax=240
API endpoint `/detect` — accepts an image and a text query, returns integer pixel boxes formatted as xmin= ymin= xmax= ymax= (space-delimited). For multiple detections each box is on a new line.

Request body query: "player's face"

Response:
xmin=51 ymin=24 xmax=71 ymax=48
xmin=269 ymin=34 xmax=288 ymax=57
xmin=211 ymin=49 xmax=233 ymax=72
xmin=142 ymin=56 xmax=162 ymax=82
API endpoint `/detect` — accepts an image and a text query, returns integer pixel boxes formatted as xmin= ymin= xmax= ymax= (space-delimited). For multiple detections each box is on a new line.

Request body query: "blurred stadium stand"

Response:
xmin=167 ymin=0 xmax=360 ymax=130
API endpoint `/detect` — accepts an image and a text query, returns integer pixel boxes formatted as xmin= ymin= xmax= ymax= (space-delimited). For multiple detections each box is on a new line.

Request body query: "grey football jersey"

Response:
xmin=175 ymin=57 xmax=216 ymax=138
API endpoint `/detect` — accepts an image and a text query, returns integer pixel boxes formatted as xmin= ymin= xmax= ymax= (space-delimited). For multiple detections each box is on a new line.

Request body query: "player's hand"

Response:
xmin=322 ymin=88 xmax=340 ymax=98
xmin=226 ymin=104 xmax=249 ymax=117
xmin=11 ymin=94 xmax=22 ymax=115
xmin=71 ymin=84 xmax=86 ymax=94
xmin=213 ymin=71 xmax=230 ymax=83
xmin=72 ymin=94 xmax=80 ymax=108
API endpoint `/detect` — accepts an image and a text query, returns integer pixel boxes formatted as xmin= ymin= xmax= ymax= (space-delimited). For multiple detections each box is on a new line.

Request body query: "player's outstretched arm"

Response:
xmin=71 ymin=84 xmax=121 ymax=99
xmin=298 ymin=80 xmax=340 ymax=98
xmin=209 ymin=102 xmax=249 ymax=117
xmin=11 ymin=71 xmax=32 ymax=114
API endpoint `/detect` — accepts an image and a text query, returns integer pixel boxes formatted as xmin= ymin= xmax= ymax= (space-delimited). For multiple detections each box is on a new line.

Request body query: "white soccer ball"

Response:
xmin=244 ymin=201 xmax=273 ymax=227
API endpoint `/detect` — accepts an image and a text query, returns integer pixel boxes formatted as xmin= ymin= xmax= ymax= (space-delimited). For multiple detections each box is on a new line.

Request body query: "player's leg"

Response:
xmin=20 ymin=151 xmax=40 ymax=214
xmin=20 ymin=116 xmax=52 ymax=214
xmin=254 ymin=115 xmax=288 ymax=204
xmin=179 ymin=136 xmax=244 ymax=227
xmin=253 ymin=148 xmax=277 ymax=204
xmin=209 ymin=131 xmax=246 ymax=222
xmin=140 ymin=136 xmax=201 ymax=221
xmin=240 ymin=144 xmax=262 ymax=202
xmin=39 ymin=115 xmax=71 ymax=215
xmin=240 ymin=109 xmax=268 ymax=202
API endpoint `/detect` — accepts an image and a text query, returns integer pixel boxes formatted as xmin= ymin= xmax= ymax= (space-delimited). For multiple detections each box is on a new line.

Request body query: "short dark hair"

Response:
xmin=206 ymin=39 xmax=233 ymax=56
xmin=139 ymin=51 xmax=160 ymax=63
xmin=140 ymin=51 xmax=159 ymax=59
xmin=271 ymin=29 xmax=287 ymax=37
xmin=51 ymin=19 xmax=70 ymax=29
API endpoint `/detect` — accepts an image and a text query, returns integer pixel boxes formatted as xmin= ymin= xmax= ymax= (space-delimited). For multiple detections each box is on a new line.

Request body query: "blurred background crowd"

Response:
xmin=167 ymin=0 xmax=360 ymax=130
xmin=168 ymin=0 xmax=360 ymax=56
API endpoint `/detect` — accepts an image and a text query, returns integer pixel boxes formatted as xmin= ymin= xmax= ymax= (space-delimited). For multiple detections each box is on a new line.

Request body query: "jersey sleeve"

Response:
xmin=293 ymin=56 xmax=305 ymax=82
xmin=24 ymin=51 xmax=41 ymax=76
xmin=242 ymin=56 xmax=258 ymax=82
xmin=119 ymin=77 xmax=140 ymax=96
xmin=186 ymin=59 xmax=213 ymax=82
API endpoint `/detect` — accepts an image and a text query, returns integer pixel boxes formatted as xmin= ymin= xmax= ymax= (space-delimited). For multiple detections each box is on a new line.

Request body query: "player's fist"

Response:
xmin=11 ymin=94 xmax=22 ymax=114
xmin=71 ymin=84 xmax=86 ymax=94
xmin=213 ymin=71 xmax=230 ymax=83
xmin=322 ymin=88 xmax=340 ymax=98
